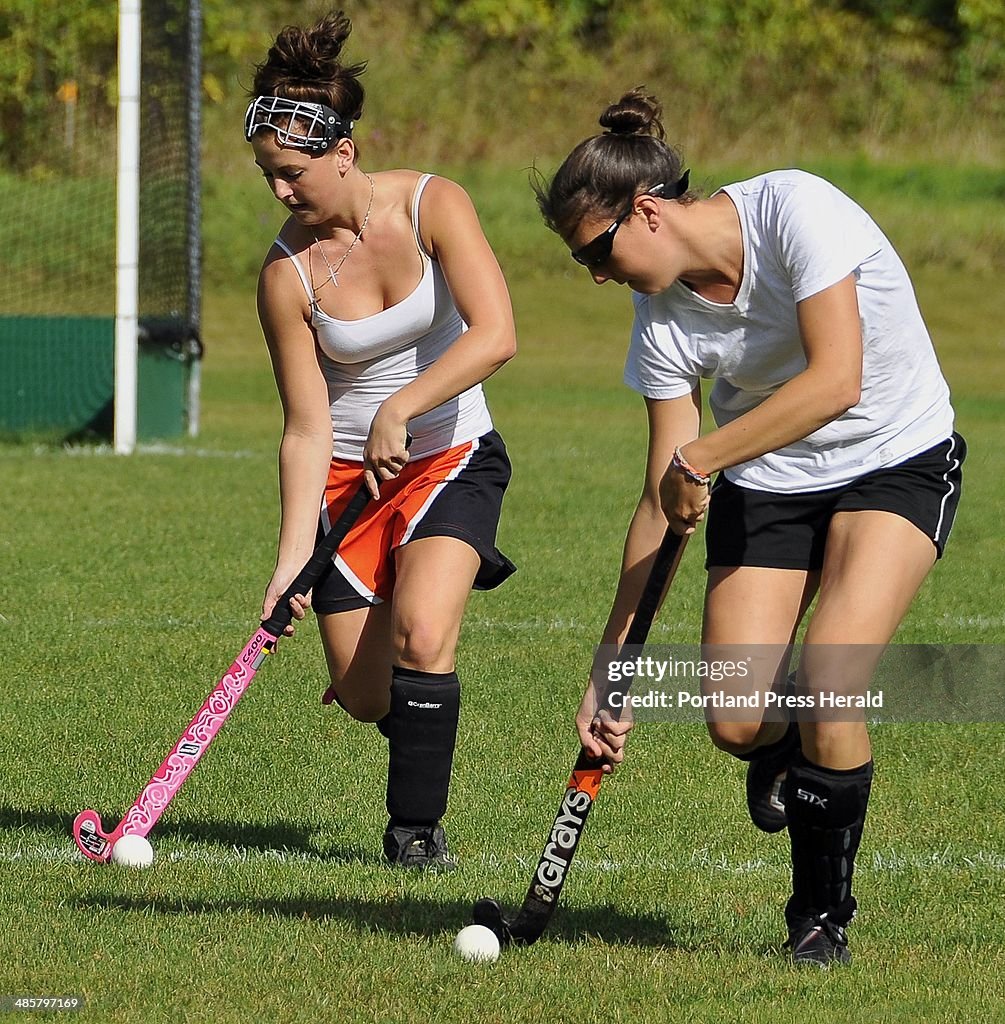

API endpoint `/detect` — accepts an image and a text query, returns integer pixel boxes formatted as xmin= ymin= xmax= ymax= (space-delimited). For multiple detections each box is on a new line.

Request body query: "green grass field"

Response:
xmin=2 ymin=164 xmax=1004 ymax=1023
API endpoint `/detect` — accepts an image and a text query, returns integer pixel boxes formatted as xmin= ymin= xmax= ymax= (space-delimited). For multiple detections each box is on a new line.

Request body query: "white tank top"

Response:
xmin=272 ymin=173 xmax=493 ymax=461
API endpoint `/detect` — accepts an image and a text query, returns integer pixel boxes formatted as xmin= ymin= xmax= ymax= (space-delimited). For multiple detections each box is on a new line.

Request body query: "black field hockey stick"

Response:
xmin=473 ymin=524 xmax=686 ymax=945
xmin=73 ymin=475 xmax=375 ymax=863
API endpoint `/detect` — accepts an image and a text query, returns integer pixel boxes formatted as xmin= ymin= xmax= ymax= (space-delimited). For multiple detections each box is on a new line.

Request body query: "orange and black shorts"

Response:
xmin=312 ymin=430 xmax=515 ymax=613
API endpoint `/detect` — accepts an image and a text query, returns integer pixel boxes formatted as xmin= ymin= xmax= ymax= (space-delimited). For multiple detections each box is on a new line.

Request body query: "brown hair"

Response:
xmin=251 ymin=10 xmax=366 ymax=122
xmin=534 ymin=89 xmax=694 ymax=237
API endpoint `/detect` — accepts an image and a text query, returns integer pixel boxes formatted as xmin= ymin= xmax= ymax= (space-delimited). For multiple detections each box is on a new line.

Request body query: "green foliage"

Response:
xmin=0 ymin=0 xmax=115 ymax=170
xmin=0 ymin=0 xmax=296 ymax=171
xmin=955 ymin=0 xmax=1005 ymax=103
xmin=833 ymin=0 xmax=960 ymax=33
xmin=200 ymin=0 xmax=301 ymax=103
xmin=426 ymin=0 xmax=612 ymax=49
xmin=3 ymin=0 xmax=1003 ymax=175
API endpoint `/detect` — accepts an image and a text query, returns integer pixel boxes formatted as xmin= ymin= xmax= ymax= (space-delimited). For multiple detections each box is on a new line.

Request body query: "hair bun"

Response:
xmin=255 ymin=9 xmax=366 ymax=118
xmin=599 ymin=88 xmax=666 ymax=141
xmin=306 ymin=10 xmax=353 ymax=62
xmin=271 ymin=11 xmax=352 ymax=82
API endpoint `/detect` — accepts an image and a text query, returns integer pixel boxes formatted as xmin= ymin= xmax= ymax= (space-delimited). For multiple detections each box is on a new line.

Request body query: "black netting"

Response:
xmin=140 ymin=0 xmax=201 ymax=333
xmin=0 ymin=0 xmax=201 ymax=440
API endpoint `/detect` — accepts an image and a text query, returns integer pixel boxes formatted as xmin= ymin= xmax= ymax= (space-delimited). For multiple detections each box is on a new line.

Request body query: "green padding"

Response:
xmin=0 ymin=316 xmax=114 ymax=434
xmin=0 ymin=315 xmax=190 ymax=440
xmin=138 ymin=345 xmax=189 ymax=439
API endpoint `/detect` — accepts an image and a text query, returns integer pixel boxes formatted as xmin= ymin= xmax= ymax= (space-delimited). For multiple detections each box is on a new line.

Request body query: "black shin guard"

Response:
xmin=386 ymin=667 xmax=461 ymax=826
xmin=784 ymin=752 xmax=874 ymax=929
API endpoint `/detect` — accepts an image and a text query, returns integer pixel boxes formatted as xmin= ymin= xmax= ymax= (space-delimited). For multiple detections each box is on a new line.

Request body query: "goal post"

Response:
xmin=115 ymin=0 xmax=141 ymax=454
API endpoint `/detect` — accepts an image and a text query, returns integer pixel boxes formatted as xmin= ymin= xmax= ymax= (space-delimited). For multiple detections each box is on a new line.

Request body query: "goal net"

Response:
xmin=0 ymin=0 xmax=202 ymax=445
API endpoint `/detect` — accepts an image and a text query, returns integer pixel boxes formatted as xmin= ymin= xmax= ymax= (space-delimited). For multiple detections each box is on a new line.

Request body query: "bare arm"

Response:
xmin=599 ymin=390 xmax=701 ymax=646
xmin=257 ymin=250 xmax=333 ymax=622
xmin=578 ymin=391 xmax=700 ymax=769
xmin=364 ymin=177 xmax=517 ymax=482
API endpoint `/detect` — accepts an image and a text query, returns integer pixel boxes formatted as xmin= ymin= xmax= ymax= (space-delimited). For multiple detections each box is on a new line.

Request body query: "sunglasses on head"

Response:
xmin=570 ymin=172 xmax=690 ymax=268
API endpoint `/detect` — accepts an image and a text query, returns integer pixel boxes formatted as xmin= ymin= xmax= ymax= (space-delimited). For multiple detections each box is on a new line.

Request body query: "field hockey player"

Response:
xmin=248 ymin=10 xmax=517 ymax=868
xmin=535 ymin=88 xmax=965 ymax=965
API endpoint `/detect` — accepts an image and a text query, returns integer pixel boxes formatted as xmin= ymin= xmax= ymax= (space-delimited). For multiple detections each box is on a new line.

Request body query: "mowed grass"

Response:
xmin=2 ymin=170 xmax=1005 ymax=1023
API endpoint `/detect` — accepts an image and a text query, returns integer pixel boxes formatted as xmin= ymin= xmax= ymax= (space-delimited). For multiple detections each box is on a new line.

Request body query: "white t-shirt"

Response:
xmin=624 ymin=169 xmax=954 ymax=492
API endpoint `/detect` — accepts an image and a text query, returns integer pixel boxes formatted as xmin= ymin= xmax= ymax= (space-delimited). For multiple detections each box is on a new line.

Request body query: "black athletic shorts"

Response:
xmin=705 ymin=432 xmax=966 ymax=571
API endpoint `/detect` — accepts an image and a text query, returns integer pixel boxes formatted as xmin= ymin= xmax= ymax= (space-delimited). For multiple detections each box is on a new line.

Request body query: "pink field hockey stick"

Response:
xmin=73 ymin=479 xmax=372 ymax=863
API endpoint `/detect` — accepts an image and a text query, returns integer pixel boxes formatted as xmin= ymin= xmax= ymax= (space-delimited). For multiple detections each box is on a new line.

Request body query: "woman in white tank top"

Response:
xmin=246 ymin=12 xmax=516 ymax=868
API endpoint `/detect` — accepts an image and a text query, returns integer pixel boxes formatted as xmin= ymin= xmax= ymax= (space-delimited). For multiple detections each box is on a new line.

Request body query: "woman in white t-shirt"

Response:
xmin=246 ymin=12 xmax=516 ymax=869
xmin=535 ymin=89 xmax=964 ymax=966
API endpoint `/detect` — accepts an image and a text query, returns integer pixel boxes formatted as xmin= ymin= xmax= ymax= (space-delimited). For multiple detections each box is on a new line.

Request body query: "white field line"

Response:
xmin=463 ymin=617 xmax=680 ymax=634
xmin=464 ymin=616 xmax=591 ymax=633
xmin=942 ymin=614 xmax=1005 ymax=630
xmin=34 ymin=443 xmax=258 ymax=459
xmin=3 ymin=843 xmax=1005 ymax=874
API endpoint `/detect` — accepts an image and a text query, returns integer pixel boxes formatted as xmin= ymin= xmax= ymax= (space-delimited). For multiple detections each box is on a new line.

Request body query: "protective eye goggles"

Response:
xmin=244 ymin=95 xmax=353 ymax=154
xmin=570 ymin=172 xmax=690 ymax=268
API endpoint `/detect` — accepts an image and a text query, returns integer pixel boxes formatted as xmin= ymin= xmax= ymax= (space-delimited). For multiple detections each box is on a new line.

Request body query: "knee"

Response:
xmin=392 ymin=616 xmax=457 ymax=673
xmin=707 ymin=720 xmax=764 ymax=757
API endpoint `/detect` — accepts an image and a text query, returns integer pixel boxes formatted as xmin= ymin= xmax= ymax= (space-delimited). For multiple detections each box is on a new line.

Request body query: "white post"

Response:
xmin=114 ymin=0 xmax=141 ymax=455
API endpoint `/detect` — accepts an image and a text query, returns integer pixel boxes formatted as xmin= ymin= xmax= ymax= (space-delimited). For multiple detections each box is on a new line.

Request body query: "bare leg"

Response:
xmin=317 ymin=603 xmax=393 ymax=721
xmin=318 ymin=535 xmax=483 ymax=865
xmin=785 ymin=509 xmax=939 ymax=961
xmin=800 ymin=509 xmax=938 ymax=768
xmin=390 ymin=536 xmax=481 ymax=671
xmin=315 ymin=536 xmax=482 ymax=718
xmin=702 ymin=566 xmax=819 ymax=754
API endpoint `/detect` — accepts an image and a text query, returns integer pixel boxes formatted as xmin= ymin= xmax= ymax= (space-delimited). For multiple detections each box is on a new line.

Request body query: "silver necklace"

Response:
xmin=313 ymin=172 xmax=374 ymax=288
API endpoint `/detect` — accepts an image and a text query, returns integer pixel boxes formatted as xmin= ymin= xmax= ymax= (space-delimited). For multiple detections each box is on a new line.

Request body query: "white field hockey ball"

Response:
xmin=453 ymin=924 xmax=500 ymax=963
xmin=110 ymin=834 xmax=155 ymax=868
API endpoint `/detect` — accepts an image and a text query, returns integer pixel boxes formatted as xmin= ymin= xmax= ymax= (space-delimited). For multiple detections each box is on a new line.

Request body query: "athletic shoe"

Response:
xmin=383 ymin=821 xmax=457 ymax=870
xmin=787 ymin=914 xmax=851 ymax=967
xmin=746 ymin=721 xmax=800 ymax=833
